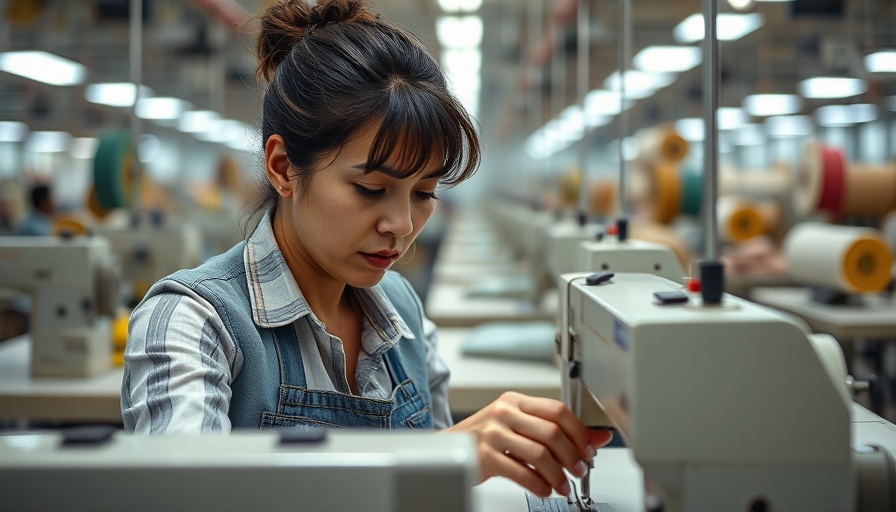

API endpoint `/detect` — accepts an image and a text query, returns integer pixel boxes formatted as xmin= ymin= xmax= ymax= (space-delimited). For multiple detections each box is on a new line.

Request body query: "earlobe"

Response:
xmin=265 ymin=135 xmax=292 ymax=196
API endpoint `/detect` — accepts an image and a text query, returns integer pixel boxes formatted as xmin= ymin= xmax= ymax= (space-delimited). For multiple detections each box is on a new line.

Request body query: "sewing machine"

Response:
xmin=0 ymin=236 xmax=119 ymax=377
xmin=0 ymin=428 xmax=477 ymax=512
xmin=578 ymin=235 xmax=687 ymax=284
xmin=557 ymin=271 xmax=896 ymax=511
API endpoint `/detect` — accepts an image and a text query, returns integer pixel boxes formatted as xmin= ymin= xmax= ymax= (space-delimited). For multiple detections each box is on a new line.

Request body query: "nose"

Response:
xmin=378 ymin=196 xmax=414 ymax=239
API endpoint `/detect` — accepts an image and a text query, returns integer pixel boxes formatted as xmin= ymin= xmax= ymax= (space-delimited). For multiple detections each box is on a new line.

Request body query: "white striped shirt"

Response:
xmin=121 ymin=213 xmax=452 ymax=433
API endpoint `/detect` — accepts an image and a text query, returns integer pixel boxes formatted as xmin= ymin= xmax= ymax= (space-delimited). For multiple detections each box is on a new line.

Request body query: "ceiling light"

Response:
xmin=436 ymin=16 xmax=482 ymax=49
xmin=634 ymin=46 xmax=701 ymax=73
xmin=864 ymin=51 xmax=896 ymax=73
xmin=0 ymin=51 xmax=85 ymax=86
xmin=585 ymin=90 xmax=631 ymax=116
xmin=438 ymin=0 xmax=481 ymax=12
xmin=798 ymin=77 xmax=866 ymax=99
xmin=71 ymin=137 xmax=98 ymax=159
xmin=179 ymin=110 xmax=220 ymax=134
xmin=85 ymin=83 xmax=153 ymax=107
xmin=743 ymin=94 xmax=801 ymax=117
xmin=815 ymin=104 xmax=877 ymax=126
xmin=764 ymin=115 xmax=812 ymax=137
xmin=718 ymin=107 xmax=748 ymax=130
xmin=674 ymin=13 xmax=763 ymax=43
xmin=25 ymin=131 xmax=71 ymax=153
xmin=604 ymin=70 xmax=674 ymax=99
xmin=0 ymin=121 xmax=28 ymax=142
xmin=728 ymin=0 xmax=757 ymax=11
xmin=137 ymin=97 xmax=186 ymax=120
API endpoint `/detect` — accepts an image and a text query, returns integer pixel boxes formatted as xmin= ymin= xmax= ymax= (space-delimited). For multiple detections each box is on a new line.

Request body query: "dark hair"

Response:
xmin=29 ymin=184 xmax=51 ymax=210
xmin=245 ymin=0 xmax=480 ymax=231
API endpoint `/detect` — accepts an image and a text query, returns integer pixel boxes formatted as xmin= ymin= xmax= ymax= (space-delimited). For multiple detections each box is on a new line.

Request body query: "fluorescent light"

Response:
xmin=0 ymin=121 xmax=28 ymax=142
xmin=604 ymin=70 xmax=675 ymax=99
xmin=674 ymin=13 xmax=763 ymax=43
xmin=585 ymin=89 xmax=631 ymax=116
xmin=864 ymin=51 xmax=896 ymax=73
xmin=71 ymin=137 xmax=98 ymax=159
xmin=798 ymin=77 xmax=866 ymax=99
xmin=438 ymin=0 xmax=481 ymax=12
xmin=179 ymin=110 xmax=220 ymax=133
xmin=634 ymin=46 xmax=701 ymax=73
xmin=436 ymin=16 xmax=482 ymax=49
xmin=815 ymin=104 xmax=877 ymax=127
xmin=85 ymin=83 xmax=153 ymax=107
xmin=743 ymin=94 xmax=801 ymax=117
xmin=25 ymin=131 xmax=71 ymax=153
xmin=675 ymin=118 xmax=704 ymax=142
xmin=731 ymin=123 xmax=765 ymax=145
xmin=718 ymin=107 xmax=748 ymax=130
xmin=764 ymin=115 xmax=812 ymax=137
xmin=0 ymin=51 xmax=85 ymax=86
xmin=137 ymin=97 xmax=186 ymax=120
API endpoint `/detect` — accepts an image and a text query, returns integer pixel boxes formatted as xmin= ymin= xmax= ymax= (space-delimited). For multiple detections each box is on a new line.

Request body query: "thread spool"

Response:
xmin=651 ymin=163 xmax=682 ymax=224
xmin=795 ymin=142 xmax=896 ymax=218
xmin=93 ymin=131 xmax=136 ymax=210
xmin=783 ymin=222 xmax=893 ymax=294
xmin=718 ymin=196 xmax=765 ymax=243
xmin=719 ymin=163 xmax=791 ymax=200
xmin=636 ymin=125 xmax=689 ymax=165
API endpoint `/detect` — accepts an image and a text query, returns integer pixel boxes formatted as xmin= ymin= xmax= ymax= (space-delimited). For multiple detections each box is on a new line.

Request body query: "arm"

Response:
xmin=121 ymin=283 xmax=240 ymax=434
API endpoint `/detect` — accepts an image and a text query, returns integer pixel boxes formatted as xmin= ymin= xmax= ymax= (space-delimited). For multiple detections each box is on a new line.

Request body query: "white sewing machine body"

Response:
xmin=578 ymin=237 xmax=687 ymax=283
xmin=0 ymin=429 xmax=477 ymax=512
xmin=559 ymin=271 xmax=866 ymax=511
xmin=0 ymin=237 xmax=118 ymax=377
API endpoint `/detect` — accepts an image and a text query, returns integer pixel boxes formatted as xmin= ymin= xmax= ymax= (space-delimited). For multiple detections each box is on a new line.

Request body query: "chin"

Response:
xmin=348 ymin=270 xmax=388 ymax=289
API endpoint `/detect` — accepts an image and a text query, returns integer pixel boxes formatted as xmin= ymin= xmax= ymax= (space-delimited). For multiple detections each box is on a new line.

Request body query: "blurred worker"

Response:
xmin=122 ymin=0 xmax=610 ymax=498
xmin=15 ymin=184 xmax=53 ymax=236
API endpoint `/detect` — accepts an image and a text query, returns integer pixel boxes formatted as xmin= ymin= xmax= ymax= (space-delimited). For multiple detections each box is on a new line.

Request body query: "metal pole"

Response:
xmin=551 ymin=19 xmax=565 ymax=215
xmin=129 ymin=0 xmax=143 ymax=214
xmin=617 ymin=0 xmax=631 ymax=221
xmin=700 ymin=0 xmax=724 ymax=304
xmin=529 ymin=0 xmax=543 ymax=208
xmin=576 ymin=0 xmax=589 ymax=224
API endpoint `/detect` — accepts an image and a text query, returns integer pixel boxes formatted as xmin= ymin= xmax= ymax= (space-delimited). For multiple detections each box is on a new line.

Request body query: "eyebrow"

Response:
xmin=352 ymin=163 xmax=443 ymax=180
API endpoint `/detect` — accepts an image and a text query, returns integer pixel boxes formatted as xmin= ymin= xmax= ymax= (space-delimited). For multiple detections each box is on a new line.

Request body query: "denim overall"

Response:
xmin=160 ymin=241 xmax=433 ymax=430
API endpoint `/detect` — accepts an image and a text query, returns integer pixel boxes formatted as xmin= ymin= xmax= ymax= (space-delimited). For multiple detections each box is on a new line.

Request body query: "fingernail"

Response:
xmin=585 ymin=444 xmax=596 ymax=460
xmin=559 ymin=481 xmax=571 ymax=496
xmin=573 ymin=460 xmax=588 ymax=477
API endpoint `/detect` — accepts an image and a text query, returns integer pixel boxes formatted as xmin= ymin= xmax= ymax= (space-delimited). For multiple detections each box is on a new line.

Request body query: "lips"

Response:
xmin=360 ymin=250 xmax=400 ymax=269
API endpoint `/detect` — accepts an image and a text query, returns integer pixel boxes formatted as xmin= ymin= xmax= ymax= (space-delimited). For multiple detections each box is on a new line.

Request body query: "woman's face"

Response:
xmin=281 ymin=124 xmax=441 ymax=289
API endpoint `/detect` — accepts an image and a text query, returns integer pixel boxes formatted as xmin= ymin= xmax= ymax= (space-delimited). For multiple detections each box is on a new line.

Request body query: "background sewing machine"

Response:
xmin=0 ymin=428 xmax=477 ymax=512
xmin=558 ymin=271 xmax=896 ymax=511
xmin=0 ymin=236 xmax=119 ymax=378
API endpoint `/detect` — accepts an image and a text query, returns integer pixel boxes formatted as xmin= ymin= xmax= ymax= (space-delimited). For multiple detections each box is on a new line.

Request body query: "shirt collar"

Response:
xmin=243 ymin=210 xmax=414 ymax=342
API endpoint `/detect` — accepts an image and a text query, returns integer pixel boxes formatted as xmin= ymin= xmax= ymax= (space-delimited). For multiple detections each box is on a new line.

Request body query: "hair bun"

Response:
xmin=256 ymin=0 xmax=377 ymax=82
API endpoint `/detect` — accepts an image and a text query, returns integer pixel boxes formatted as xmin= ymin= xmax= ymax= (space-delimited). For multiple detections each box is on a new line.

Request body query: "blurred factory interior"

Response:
xmin=3 ymin=0 xmax=896 ymax=509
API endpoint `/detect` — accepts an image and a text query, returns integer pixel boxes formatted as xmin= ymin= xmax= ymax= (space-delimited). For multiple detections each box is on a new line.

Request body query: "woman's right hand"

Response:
xmin=445 ymin=391 xmax=613 ymax=498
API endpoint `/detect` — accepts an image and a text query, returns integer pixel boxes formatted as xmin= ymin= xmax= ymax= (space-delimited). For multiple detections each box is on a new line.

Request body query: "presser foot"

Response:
xmin=525 ymin=495 xmax=614 ymax=512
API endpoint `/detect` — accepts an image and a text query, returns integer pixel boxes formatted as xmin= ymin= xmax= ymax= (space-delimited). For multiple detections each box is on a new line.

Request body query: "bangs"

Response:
xmin=365 ymin=81 xmax=479 ymax=186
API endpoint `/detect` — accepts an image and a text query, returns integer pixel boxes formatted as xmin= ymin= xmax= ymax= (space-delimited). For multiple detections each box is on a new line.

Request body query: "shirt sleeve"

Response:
xmin=423 ymin=316 xmax=453 ymax=429
xmin=121 ymin=281 xmax=240 ymax=434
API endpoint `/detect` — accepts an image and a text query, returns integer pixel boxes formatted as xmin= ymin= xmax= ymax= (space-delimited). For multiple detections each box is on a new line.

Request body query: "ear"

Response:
xmin=265 ymin=135 xmax=292 ymax=196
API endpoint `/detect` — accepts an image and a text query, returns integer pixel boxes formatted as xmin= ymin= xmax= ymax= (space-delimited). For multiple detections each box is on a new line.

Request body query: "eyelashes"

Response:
xmin=354 ymin=185 xmax=439 ymax=202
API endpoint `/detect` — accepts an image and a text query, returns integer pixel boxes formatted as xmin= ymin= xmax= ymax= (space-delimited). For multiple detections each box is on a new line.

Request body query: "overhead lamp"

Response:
xmin=675 ymin=118 xmax=704 ymax=142
xmin=604 ymin=70 xmax=674 ymax=99
xmin=71 ymin=137 xmax=98 ymax=159
xmin=798 ymin=77 xmax=866 ymax=99
xmin=864 ymin=51 xmax=896 ymax=73
xmin=0 ymin=51 xmax=85 ymax=86
xmin=0 ymin=121 xmax=28 ymax=142
xmin=815 ymin=104 xmax=877 ymax=127
xmin=743 ymin=94 xmax=801 ymax=117
xmin=137 ymin=97 xmax=186 ymax=120
xmin=25 ymin=131 xmax=71 ymax=153
xmin=85 ymin=83 xmax=153 ymax=107
xmin=731 ymin=123 xmax=764 ymax=146
xmin=718 ymin=107 xmax=748 ymax=130
xmin=585 ymin=89 xmax=631 ymax=116
xmin=674 ymin=13 xmax=763 ymax=43
xmin=728 ymin=0 xmax=757 ymax=11
xmin=436 ymin=16 xmax=482 ymax=49
xmin=764 ymin=115 xmax=812 ymax=137
xmin=634 ymin=46 xmax=702 ymax=73
xmin=179 ymin=110 xmax=220 ymax=134
xmin=437 ymin=0 xmax=481 ymax=12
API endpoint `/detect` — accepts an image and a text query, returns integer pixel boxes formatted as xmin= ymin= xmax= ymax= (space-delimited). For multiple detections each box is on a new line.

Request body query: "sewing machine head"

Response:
xmin=559 ymin=271 xmax=856 ymax=511
xmin=0 ymin=236 xmax=119 ymax=377
xmin=0 ymin=428 xmax=477 ymax=512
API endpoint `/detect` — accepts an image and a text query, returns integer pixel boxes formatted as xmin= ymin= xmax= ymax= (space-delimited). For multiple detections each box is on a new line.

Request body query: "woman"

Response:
xmin=122 ymin=0 xmax=611 ymax=498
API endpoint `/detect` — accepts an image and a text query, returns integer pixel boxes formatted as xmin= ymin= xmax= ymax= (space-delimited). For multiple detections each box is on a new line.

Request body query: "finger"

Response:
xmin=481 ymin=449 xmax=554 ymax=498
xmin=497 ymin=432 xmax=571 ymax=495
xmin=507 ymin=394 xmax=594 ymax=460
xmin=588 ymin=428 xmax=614 ymax=449
xmin=504 ymin=413 xmax=589 ymax=477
